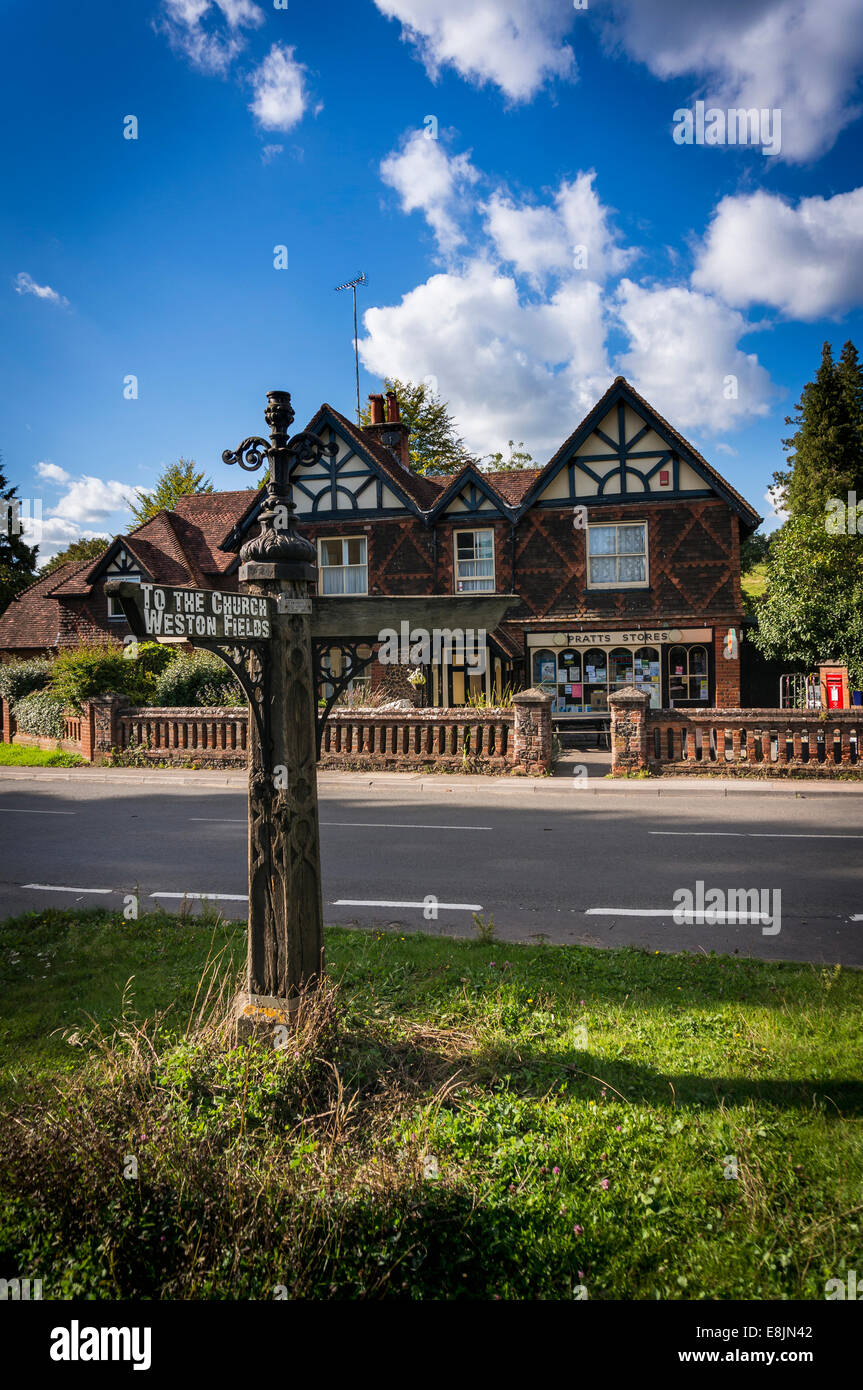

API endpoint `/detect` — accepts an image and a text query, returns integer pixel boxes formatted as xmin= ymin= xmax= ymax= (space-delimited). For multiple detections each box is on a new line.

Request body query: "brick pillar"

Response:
xmin=608 ymin=686 xmax=650 ymax=773
xmin=82 ymin=696 xmax=129 ymax=763
xmin=512 ymin=687 xmax=553 ymax=773
xmin=1 ymin=698 xmax=15 ymax=744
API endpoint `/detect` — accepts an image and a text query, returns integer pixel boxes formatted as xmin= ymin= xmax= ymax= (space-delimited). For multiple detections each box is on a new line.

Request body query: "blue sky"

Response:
xmin=2 ymin=0 xmax=863 ymax=559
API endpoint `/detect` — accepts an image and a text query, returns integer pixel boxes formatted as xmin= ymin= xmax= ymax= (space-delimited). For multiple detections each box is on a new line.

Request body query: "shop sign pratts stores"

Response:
xmin=529 ymin=628 xmax=713 ymax=648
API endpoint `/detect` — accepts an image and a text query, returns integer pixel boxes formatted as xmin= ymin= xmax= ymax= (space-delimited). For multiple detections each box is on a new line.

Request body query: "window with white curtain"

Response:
xmin=587 ymin=522 xmax=648 ymax=589
xmin=318 ymin=537 xmax=368 ymax=595
xmin=455 ymin=529 xmax=495 ymax=592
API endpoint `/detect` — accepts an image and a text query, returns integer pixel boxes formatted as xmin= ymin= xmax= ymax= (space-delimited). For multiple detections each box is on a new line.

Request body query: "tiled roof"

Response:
xmin=0 ymin=560 xmax=90 ymax=650
xmin=479 ymin=469 xmax=541 ymax=505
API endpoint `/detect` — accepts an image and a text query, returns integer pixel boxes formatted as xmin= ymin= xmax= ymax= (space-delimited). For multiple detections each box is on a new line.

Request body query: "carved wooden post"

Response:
xmin=223 ymin=390 xmax=337 ymax=1036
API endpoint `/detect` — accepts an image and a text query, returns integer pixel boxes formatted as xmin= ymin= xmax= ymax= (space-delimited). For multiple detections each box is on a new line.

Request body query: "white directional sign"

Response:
xmin=106 ymin=581 xmax=274 ymax=643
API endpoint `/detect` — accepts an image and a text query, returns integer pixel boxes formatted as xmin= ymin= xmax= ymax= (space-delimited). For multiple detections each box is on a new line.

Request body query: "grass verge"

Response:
xmin=0 ymin=744 xmax=85 ymax=767
xmin=0 ymin=908 xmax=860 ymax=1300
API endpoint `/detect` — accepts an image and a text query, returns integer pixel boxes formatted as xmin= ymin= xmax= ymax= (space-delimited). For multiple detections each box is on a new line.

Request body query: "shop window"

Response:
xmin=634 ymin=645 xmax=661 ymax=709
xmin=582 ymin=647 xmax=609 ymax=711
xmin=668 ymin=645 xmax=710 ymax=703
xmin=318 ymin=537 xmax=368 ymax=595
xmin=587 ymin=523 xmax=648 ymax=589
xmin=532 ymin=648 xmax=557 ymax=696
xmin=455 ymin=529 xmax=495 ymax=592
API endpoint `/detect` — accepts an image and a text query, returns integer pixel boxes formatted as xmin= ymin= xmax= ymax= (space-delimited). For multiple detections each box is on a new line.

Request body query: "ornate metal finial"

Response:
xmin=222 ymin=389 xmax=336 ymax=565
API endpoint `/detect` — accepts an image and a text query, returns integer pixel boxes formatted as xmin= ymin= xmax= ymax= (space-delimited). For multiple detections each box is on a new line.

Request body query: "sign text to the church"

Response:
xmin=107 ymin=581 xmax=273 ymax=642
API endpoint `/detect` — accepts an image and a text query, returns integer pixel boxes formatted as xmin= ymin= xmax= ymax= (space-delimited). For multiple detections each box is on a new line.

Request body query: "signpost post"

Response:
xmin=109 ymin=388 xmax=519 ymax=1043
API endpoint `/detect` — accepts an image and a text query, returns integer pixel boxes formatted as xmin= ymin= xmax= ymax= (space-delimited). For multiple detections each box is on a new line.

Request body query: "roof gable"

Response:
xmin=520 ymin=377 xmax=761 ymax=527
xmin=0 ymin=560 xmax=90 ymax=650
xmin=428 ymin=463 xmax=514 ymax=521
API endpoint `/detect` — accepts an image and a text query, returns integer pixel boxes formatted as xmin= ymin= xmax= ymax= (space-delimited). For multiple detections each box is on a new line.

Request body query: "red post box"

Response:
xmin=819 ymin=664 xmax=850 ymax=710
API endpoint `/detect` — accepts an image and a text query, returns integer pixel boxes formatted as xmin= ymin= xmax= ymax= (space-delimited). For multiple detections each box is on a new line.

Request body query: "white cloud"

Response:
xmin=363 ymin=130 xmax=776 ymax=454
xmin=380 ymin=130 xmax=478 ymax=255
xmin=157 ymin=0 xmax=264 ymax=75
xmin=49 ymin=476 xmax=142 ymax=525
xmin=692 ymin=187 xmax=863 ymax=320
xmin=14 ymin=272 xmax=68 ymax=307
xmin=613 ymin=279 xmax=774 ymax=433
xmin=372 ymin=0 xmax=576 ymax=101
xmin=763 ymin=483 xmax=787 ymax=529
xmin=604 ymin=0 xmax=863 ymax=162
xmin=248 ymin=44 xmax=310 ymax=131
xmin=260 ymin=143 xmax=284 ymax=164
xmin=36 ymin=461 xmax=72 ymax=484
xmin=715 ymin=442 xmax=738 ymax=456
xmin=482 ymin=172 xmax=636 ymax=285
xmin=360 ymin=259 xmax=611 ymax=458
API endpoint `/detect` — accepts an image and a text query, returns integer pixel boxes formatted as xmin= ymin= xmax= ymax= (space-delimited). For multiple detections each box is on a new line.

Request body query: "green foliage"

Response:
xmin=465 ymin=682 xmax=516 ymax=708
xmin=38 ymin=537 xmax=110 ymax=577
xmin=0 ymin=657 xmax=54 ymax=702
xmin=152 ymin=649 xmax=244 ymax=707
xmin=49 ymin=644 xmax=132 ymax=713
xmin=740 ymin=529 xmax=770 ymax=572
xmin=359 ymin=379 xmax=471 ymax=476
xmin=752 ymin=512 xmax=863 ymax=686
xmin=0 ymin=745 xmax=85 ymax=767
xmin=0 ymin=915 xmax=861 ymax=1299
xmin=12 ymin=688 xmax=66 ymax=738
xmin=773 ymin=340 xmax=863 ymax=521
xmin=0 ymin=453 xmax=39 ymax=614
xmin=128 ymin=458 xmax=214 ymax=527
xmin=482 ymin=439 xmax=535 ymax=471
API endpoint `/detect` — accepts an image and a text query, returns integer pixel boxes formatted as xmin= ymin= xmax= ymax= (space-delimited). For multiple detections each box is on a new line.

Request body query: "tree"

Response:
xmin=359 ymin=379 xmax=471 ymax=476
xmin=39 ymin=536 xmax=110 ymax=576
xmin=752 ymin=511 xmax=863 ymax=687
xmin=481 ymin=439 xmax=535 ymax=471
xmin=0 ymin=454 xmax=39 ymax=616
xmin=773 ymin=340 xmax=863 ymax=521
xmin=129 ymin=458 xmax=213 ymax=526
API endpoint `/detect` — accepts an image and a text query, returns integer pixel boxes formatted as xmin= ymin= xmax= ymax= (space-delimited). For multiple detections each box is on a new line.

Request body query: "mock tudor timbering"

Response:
xmin=0 ymin=377 xmax=760 ymax=712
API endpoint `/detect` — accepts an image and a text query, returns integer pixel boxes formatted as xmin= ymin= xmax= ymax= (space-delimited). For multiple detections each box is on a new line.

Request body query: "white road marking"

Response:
xmin=190 ymin=818 xmax=493 ymax=830
xmin=332 ymin=899 xmax=483 ymax=911
xmin=23 ymin=883 xmax=112 ymax=894
xmin=585 ymin=907 xmax=771 ymax=922
xmin=150 ymin=892 xmax=248 ymax=901
xmin=0 ymin=808 xmax=75 ymax=815
xmin=850 ymin=915 xmax=863 ymax=921
xmin=649 ymin=830 xmax=863 ymax=839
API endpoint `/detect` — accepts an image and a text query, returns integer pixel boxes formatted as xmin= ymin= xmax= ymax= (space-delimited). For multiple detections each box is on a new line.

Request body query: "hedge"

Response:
xmin=0 ymin=658 xmax=54 ymax=703
xmin=12 ymin=689 xmax=67 ymax=740
xmin=152 ymin=650 xmax=244 ymax=708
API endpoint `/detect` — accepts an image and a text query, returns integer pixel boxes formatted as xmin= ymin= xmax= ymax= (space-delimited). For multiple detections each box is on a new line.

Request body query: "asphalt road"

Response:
xmin=1 ymin=773 xmax=862 ymax=964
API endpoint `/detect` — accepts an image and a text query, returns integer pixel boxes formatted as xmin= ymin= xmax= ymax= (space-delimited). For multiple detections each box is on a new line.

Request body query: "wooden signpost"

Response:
xmin=108 ymin=389 xmax=518 ymax=1042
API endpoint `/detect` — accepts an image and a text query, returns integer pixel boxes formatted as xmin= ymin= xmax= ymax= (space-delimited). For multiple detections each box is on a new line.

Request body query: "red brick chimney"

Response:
xmin=362 ymin=390 xmax=411 ymax=470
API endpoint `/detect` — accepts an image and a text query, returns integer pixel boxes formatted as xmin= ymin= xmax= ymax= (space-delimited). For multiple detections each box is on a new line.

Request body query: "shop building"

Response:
xmin=1 ymin=378 xmax=760 ymax=716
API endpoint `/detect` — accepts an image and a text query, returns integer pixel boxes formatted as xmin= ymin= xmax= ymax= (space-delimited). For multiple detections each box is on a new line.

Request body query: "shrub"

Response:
xmin=49 ymin=644 xmax=131 ymax=713
xmin=0 ymin=658 xmax=54 ymax=702
xmin=152 ymin=651 xmax=244 ymax=708
xmin=12 ymin=689 xmax=67 ymax=739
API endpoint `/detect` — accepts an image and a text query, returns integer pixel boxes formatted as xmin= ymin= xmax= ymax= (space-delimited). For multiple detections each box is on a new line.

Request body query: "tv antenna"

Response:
xmin=334 ymin=272 xmax=367 ymax=422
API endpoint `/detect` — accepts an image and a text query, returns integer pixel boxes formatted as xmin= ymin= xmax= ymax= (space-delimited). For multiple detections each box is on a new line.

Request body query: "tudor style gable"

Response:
xmin=522 ymin=377 xmax=760 ymax=526
xmin=291 ymin=405 xmax=436 ymax=521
